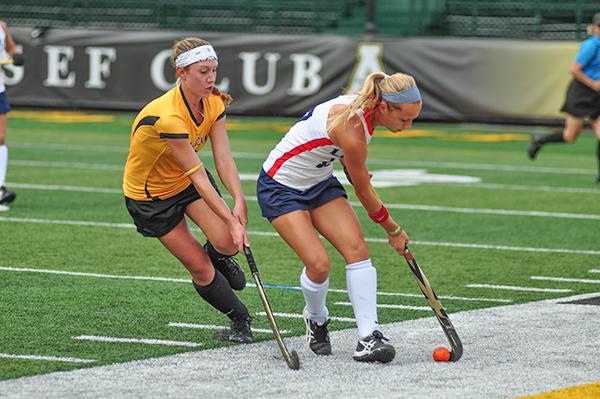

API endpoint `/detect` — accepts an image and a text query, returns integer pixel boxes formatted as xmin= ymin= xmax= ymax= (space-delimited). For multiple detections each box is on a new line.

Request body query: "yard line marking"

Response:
xmin=8 ymin=182 xmax=122 ymax=193
xmin=72 ymin=335 xmax=203 ymax=347
xmin=2 ymin=216 xmax=600 ymax=255
xmin=359 ymin=201 xmax=600 ymax=221
xmin=0 ymin=353 xmax=96 ymax=363
xmin=168 ymin=322 xmax=288 ymax=334
xmin=334 ymin=301 xmax=431 ymax=311
xmin=530 ymin=276 xmax=600 ymax=284
xmin=255 ymin=312 xmax=356 ymax=323
xmin=12 ymin=142 xmax=127 ymax=152
xmin=589 ymin=269 xmax=600 ymax=273
xmin=371 ymin=290 xmax=513 ymax=303
xmin=0 ymin=265 xmax=509 ymax=304
xmin=467 ymin=284 xmax=573 ymax=293
xmin=10 ymin=150 xmax=595 ymax=175
xmin=0 ymin=266 xmax=191 ymax=283
xmin=457 ymin=182 xmax=600 ymax=195
xmin=11 ymin=160 xmax=122 ymax=170
xmin=6 ymin=181 xmax=600 ymax=220
xmin=365 ymin=159 xmax=594 ymax=175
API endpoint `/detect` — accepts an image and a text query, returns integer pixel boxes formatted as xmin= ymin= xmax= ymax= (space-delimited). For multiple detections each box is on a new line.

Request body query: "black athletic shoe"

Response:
xmin=204 ymin=243 xmax=246 ymax=291
xmin=228 ymin=315 xmax=253 ymax=344
xmin=527 ymin=135 xmax=542 ymax=160
xmin=353 ymin=330 xmax=396 ymax=363
xmin=0 ymin=186 xmax=16 ymax=204
xmin=596 ymin=176 xmax=600 ymax=184
xmin=303 ymin=311 xmax=332 ymax=355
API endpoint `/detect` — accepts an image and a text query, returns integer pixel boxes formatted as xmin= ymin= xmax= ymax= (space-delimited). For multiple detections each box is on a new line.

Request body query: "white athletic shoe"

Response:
xmin=353 ymin=330 xmax=395 ymax=363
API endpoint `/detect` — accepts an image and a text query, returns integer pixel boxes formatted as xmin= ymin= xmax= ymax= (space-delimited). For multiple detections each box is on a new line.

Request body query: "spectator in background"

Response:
xmin=257 ymin=71 xmax=419 ymax=363
xmin=528 ymin=13 xmax=600 ymax=183
xmin=123 ymin=38 xmax=253 ymax=343
xmin=0 ymin=20 xmax=24 ymax=207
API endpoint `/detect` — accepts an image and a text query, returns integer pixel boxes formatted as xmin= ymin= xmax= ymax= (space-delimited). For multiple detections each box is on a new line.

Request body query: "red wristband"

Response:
xmin=368 ymin=205 xmax=389 ymax=224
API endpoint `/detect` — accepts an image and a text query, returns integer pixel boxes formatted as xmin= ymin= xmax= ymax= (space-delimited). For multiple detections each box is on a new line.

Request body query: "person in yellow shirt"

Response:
xmin=123 ymin=37 xmax=252 ymax=343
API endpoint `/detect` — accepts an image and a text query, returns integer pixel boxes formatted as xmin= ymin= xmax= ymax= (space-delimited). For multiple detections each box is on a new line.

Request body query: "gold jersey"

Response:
xmin=123 ymin=85 xmax=225 ymax=200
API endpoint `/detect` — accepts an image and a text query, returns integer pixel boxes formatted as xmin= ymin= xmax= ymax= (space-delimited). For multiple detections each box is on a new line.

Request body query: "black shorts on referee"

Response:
xmin=125 ymin=170 xmax=221 ymax=238
xmin=561 ymin=79 xmax=600 ymax=120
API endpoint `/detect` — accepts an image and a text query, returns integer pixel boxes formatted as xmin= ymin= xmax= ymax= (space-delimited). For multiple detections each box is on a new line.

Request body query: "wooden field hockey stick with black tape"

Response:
xmin=403 ymin=247 xmax=463 ymax=361
xmin=244 ymin=245 xmax=301 ymax=370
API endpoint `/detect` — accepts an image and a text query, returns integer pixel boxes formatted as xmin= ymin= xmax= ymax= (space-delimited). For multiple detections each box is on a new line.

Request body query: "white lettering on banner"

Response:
xmin=215 ymin=77 xmax=230 ymax=93
xmin=239 ymin=52 xmax=281 ymax=95
xmin=347 ymin=42 xmax=385 ymax=92
xmin=150 ymin=49 xmax=175 ymax=91
xmin=85 ymin=47 xmax=117 ymax=89
xmin=287 ymin=53 xmax=322 ymax=96
xmin=44 ymin=45 xmax=76 ymax=88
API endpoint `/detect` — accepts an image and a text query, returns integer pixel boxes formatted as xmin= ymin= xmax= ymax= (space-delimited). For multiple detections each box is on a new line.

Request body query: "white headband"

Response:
xmin=175 ymin=45 xmax=218 ymax=68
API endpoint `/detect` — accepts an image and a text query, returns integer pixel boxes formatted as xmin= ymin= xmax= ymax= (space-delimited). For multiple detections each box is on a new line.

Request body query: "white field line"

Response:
xmin=7 ymin=181 xmax=600 ymax=221
xmin=327 ymin=288 xmax=512 ymax=303
xmin=0 ymin=353 xmax=96 ymax=363
xmin=456 ymin=182 xmax=600 ymax=195
xmin=72 ymin=335 xmax=203 ymax=347
xmin=357 ymin=201 xmax=600 ymax=220
xmin=0 ymin=266 xmax=191 ymax=283
xmin=10 ymin=149 xmax=596 ymax=175
xmin=168 ymin=322 xmax=288 ymax=335
xmin=8 ymin=182 xmax=122 ymax=193
xmin=334 ymin=301 xmax=431 ymax=311
xmin=0 ymin=266 xmax=511 ymax=305
xmin=530 ymin=276 xmax=600 ymax=284
xmin=11 ymin=160 xmax=122 ymax=170
xmin=255 ymin=311 xmax=356 ymax=323
xmin=364 ymin=158 xmax=595 ymax=175
xmin=588 ymin=269 xmax=600 ymax=273
xmin=2 ymin=215 xmax=599 ymax=256
xmin=466 ymin=284 xmax=573 ymax=293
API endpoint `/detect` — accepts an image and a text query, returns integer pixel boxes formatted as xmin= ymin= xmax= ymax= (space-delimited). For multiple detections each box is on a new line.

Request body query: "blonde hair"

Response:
xmin=172 ymin=37 xmax=233 ymax=106
xmin=330 ymin=72 xmax=417 ymax=130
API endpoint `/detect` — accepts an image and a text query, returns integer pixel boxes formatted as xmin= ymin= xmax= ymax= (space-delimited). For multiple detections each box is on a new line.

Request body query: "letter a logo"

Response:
xmin=346 ymin=42 xmax=385 ymax=92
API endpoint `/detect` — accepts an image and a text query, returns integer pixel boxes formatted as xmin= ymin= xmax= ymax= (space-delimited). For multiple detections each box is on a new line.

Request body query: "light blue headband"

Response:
xmin=380 ymin=85 xmax=421 ymax=103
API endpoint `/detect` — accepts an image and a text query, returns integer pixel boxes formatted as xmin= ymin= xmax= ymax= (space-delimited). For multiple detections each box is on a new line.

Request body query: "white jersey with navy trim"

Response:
xmin=262 ymin=95 xmax=374 ymax=191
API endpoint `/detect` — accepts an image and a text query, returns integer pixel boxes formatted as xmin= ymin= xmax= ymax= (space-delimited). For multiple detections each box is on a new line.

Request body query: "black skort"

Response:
xmin=560 ymin=79 xmax=600 ymax=119
xmin=125 ymin=170 xmax=221 ymax=238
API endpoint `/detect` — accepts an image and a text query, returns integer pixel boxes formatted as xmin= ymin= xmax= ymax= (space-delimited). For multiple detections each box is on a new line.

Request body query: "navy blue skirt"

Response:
xmin=256 ymin=169 xmax=347 ymax=222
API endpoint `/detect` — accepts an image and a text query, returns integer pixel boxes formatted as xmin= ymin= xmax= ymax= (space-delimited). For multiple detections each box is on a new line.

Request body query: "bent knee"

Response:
xmin=304 ymin=256 xmax=331 ymax=282
xmin=341 ymin=240 xmax=369 ymax=263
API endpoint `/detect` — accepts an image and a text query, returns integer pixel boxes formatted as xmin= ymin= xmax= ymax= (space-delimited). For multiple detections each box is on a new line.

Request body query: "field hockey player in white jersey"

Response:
xmin=257 ymin=72 xmax=422 ymax=363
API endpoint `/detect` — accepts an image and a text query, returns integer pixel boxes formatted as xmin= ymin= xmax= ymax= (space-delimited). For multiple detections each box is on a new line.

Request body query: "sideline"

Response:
xmin=1 ymin=293 xmax=598 ymax=399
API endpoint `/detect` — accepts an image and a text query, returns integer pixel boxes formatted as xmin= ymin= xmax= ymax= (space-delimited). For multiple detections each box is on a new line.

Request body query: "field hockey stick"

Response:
xmin=243 ymin=245 xmax=301 ymax=370
xmin=0 ymin=58 xmax=13 ymax=65
xmin=403 ymin=247 xmax=463 ymax=362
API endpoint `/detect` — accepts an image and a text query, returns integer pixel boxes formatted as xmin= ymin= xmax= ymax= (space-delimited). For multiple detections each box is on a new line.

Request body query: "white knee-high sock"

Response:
xmin=0 ymin=145 xmax=7 ymax=187
xmin=346 ymin=259 xmax=379 ymax=338
xmin=300 ymin=267 xmax=329 ymax=325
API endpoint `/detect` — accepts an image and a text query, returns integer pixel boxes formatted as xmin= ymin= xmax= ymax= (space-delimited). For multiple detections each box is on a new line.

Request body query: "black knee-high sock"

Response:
xmin=539 ymin=131 xmax=565 ymax=145
xmin=205 ymin=240 xmax=236 ymax=263
xmin=193 ymin=271 xmax=248 ymax=319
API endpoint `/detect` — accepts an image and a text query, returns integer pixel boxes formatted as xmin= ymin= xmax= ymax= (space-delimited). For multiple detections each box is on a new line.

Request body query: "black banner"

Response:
xmin=3 ymin=27 xmax=574 ymax=123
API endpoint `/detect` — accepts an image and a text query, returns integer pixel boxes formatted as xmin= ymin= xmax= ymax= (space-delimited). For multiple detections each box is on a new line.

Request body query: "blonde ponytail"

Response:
xmin=330 ymin=72 xmax=418 ymax=130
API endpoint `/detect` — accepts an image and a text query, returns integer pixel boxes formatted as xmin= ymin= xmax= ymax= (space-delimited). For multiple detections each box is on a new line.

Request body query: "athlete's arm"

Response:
xmin=166 ymin=136 xmax=247 ymax=251
xmin=209 ymin=116 xmax=248 ymax=226
xmin=331 ymin=116 xmax=408 ymax=253
xmin=570 ymin=62 xmax=600 ymax=91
